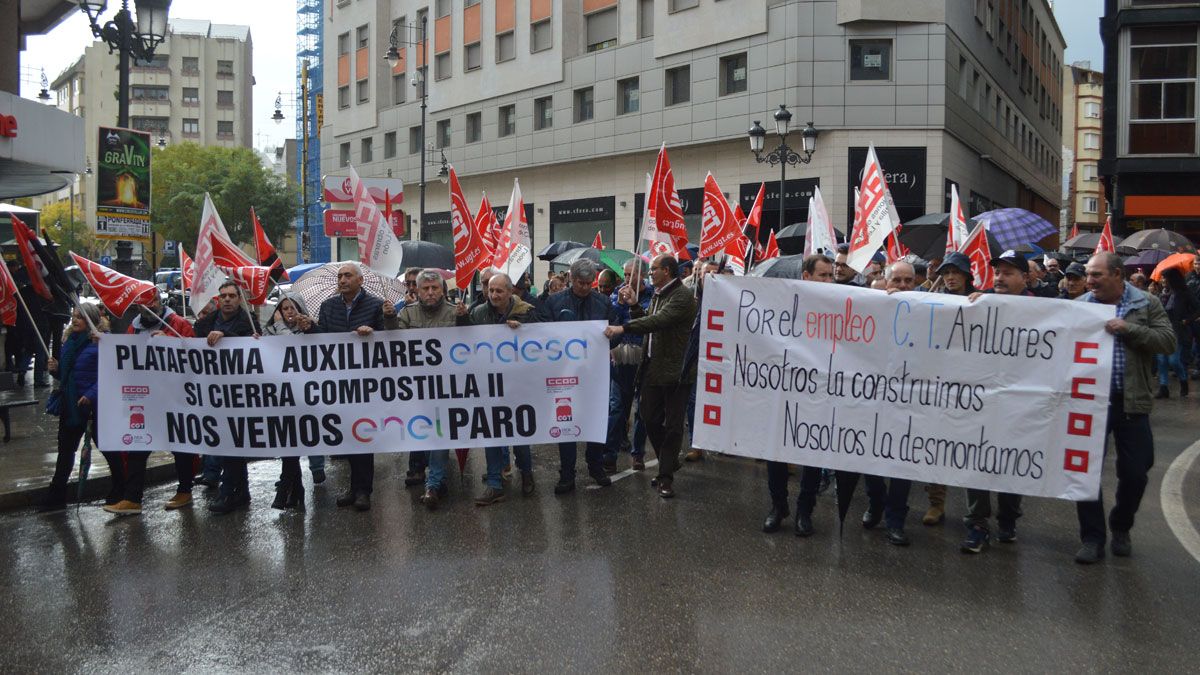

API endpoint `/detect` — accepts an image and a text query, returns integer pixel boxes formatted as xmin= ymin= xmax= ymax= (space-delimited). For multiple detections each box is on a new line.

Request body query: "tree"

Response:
xmin=38 ymin=198 xmax=103 ymax=261
xmin=150 ymin=143 xmax=299 ymax=256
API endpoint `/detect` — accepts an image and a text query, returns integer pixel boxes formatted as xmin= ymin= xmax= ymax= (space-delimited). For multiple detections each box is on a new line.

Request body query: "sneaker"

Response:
xmin=311 ymin=468 xmax=326 ymax=484
xmin=520 ymin=471 xmax=535 ymax=496
xmin=208 ymin=494 xmax=249 ymax=514
xmin=103 ymin=500 xmax=143 ymax=516
xmin=164 ymin=492 xmax=193 ymax=510
xmin=475 ymin=486 xmax=506 ymax=506
xmin=1111 ymin=531 xmax=1132 ymax=557
xmin=961 ymin=527 xmax=989 ymax=554
xmin=590 ymin=471 xmax=612 ymax=488
xmin=420 ymin=488 xmax=440 ymax=510
xmin=1075 ymin=541 xmax=1105 ymax=564
xmin=996 ymin=526 xmax=1017 ymax=544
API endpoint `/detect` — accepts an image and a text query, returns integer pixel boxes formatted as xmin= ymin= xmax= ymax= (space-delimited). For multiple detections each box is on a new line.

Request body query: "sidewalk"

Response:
xmin=0 ymin=383 xmax=176 ymax=510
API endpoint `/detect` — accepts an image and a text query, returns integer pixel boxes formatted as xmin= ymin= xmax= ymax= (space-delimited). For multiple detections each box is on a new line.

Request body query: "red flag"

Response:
xmin=1094 ymin=216 xmax=1115 ymax=254
xmin=761 ymin=230 xmax=780 ymax=261
xmin=646 ymin=144 xmax=690 ymax=260
xmin=700 ymin=173 xmax=744 ymax=258
xmin=10 ymin=216 xmax=51 ymax=300
xmin=1069 ymin=223 xmax=1079 ymax=240
xmin=884 ymin=225 xmax=909 ymax=264
xmin=746 ymin=183 xmax=765 ymax=241
xmin=69 ymin=252 xmax=157 ymax=317
xmin=179 ymin=245 xmax=195 ymax=293
xmin=210 ymin=231 xmax=257 ymax=271
xmin=592 ymin=231 xmax=604 ymax=250
xmin=475 ymin=193 xmax=499 ymax=259
xmin=251 ymin=207 xmax=289 ymax=282
xmin=448 ymin=167 xmax=488 ymax=290
xmin=959 ymin=223 xmax=995 ymax=291
xmin=847 ymin=146 xmax=902 ymax=272
xmin=724 ymin=237 xmax=749 ymax=275
xmin=228 ymin=265 xmax=272 ymax=305
xmin=0 ymin=260 xmax=18 ymax=326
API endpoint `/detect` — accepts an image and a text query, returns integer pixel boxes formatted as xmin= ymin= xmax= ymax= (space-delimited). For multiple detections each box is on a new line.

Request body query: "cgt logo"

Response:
xmin=351 ymin=415 xmax=441 ymax=442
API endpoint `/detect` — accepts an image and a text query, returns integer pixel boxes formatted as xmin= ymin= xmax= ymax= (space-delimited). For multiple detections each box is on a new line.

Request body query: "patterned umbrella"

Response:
xmin=1121 ymin=228 xmax=1196 ymax=253
xmin=288 ymin=262 xmax=407 ymax=313
xmin=975 ymin=208 xmax=1059 ymax=250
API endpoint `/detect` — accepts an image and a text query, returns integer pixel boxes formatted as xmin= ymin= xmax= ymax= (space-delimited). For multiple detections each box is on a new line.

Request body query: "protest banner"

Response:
xmin=98 ymin=322 xmax=609 ymax=456
xmin=693 ymin=277 xmax=1115 ymax=500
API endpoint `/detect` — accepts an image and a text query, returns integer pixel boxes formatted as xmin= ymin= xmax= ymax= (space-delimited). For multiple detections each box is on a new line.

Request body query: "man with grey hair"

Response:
xmin=883 ymin=260 xmax=917 ymax=292
xmin=538 ymin=258 xmax=618 ymax=494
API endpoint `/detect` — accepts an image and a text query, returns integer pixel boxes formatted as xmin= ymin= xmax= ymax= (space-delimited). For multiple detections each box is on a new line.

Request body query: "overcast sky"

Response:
xmin=1055 ymin=0 xmax=1105 ymax=70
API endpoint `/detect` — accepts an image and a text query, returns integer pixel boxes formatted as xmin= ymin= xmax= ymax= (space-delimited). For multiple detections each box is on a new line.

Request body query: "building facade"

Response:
xmin=321 ymin=0 xmax=1064 ymax=275
xmin=1100 ymin=0 xmax=1200 ymax=239
xmin=37 ymin=19 xmax=253 ymax=235
xmin=1063 ymin=61 xmax=1106 ymax=234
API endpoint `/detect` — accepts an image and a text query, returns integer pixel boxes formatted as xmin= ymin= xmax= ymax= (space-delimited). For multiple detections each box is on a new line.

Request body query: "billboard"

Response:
xmin=95 ymin=126 xmax=152 ymax=240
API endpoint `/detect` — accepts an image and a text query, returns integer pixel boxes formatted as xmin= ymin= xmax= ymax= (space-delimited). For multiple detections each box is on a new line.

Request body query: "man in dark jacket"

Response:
xmin=295 ymin=262 xmax=393 ymax=512
xmin=604 ymin=259 xmax=652 ymax=473
xmin=194 ymin=281 xmax=261 ymax=514
xmin=538 ymin=259 xmax=615 ymax=494
xmin=605 ymin=254 xmax=697 ymax=498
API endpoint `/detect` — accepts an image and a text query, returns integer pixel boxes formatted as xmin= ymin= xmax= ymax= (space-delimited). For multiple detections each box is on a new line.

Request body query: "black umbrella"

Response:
xmin=774 ymin=222 xmax=847 ymax=256
xmin=835 ymin=471 xmax=860 ymax=536
xmin=537 ymin=240 xmax=585 ymax=261
xmin=398 ymin=240 xmax=455 ymax=272
xmin=1121 ymin=228 xmax=1196 ymax=253
xmin=898 ymin=215 xmax=1001 ymax=262
xmin=1061 ymin=232 xmax=1124 ymax=251
xmin=748 ymin=254 xmax=806 ymax=279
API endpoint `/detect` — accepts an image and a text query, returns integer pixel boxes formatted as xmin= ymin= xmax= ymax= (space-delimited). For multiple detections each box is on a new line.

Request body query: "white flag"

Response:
xmin=846 ymin=145 xmax=902 ymax=273
xmin=351 ymin=165 xmax=405 ymax=276
xmin=803 ymin=186 xmax=837 ymax=256
xmin=491 ymin=178 xmax=532 ymax=281
xmin=947 ymin=183 xmax=970 ymax=254
xmin=191 ymin=193 xmax=232 ymax=315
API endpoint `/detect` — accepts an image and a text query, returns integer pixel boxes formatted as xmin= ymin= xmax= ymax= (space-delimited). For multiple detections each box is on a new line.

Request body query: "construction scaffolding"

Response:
xmin=296 ymin=0 xmax=329 ymax=263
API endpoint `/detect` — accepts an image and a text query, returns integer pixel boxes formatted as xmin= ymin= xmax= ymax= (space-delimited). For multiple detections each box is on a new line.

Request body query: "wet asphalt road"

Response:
xmin=2 ymin=401 xmax=1199 ymax=673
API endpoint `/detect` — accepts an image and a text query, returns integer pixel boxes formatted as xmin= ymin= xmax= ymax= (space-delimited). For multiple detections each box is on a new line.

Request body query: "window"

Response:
xmin=132 ymin=117 xmax=169 ymax=134
xmin=1083 ymin=197 xmax=1099 ymax=213
xmin=499 ymin=104 xmax=516 ymax=136
xmin=217 ymin=90 xmax=234 ymax=108
xmin=182 ymin=119 xmax=200 ymax=135
xmin=497 ymin=32 xmax=515 ymax=62
xmin=670 ymin=0 xmax=699 ymax=11
xmin=618 ymin=77 xmax=640 ymax=114
xmin=181 ymin=57 xmax=199 ymax=74
xmin=357 ymin=80 xmax=369 ymax=104
xmin=393 ymin=73 xmax=406 ymax=105
xmin=532 ymin=19 xmax=552 ymax=52
xmin=131 ymin=85 xmax=168 ymax=101
xmin=357 ymin=24 xmax=369 ymax=49
xmin=719 ymin=53 xmax=748 ymax=95
xmin=535 ymin=96 xmax=553 ymax=130
xmin=465 ymin=0 xmax=479 ymax=5
xmin=435 ymin=53 xmax=451 ymax=80
xmin=638 ymin=0 xmax=654 ymax=38
xmin=1084 ymin=101 xmax=1101 ymax=118
xmin=1128 ymin=26 xmax=1197 ymax=154
xmin=465 ymin=43 xmax=481 ymax=71
xmin=574 ymin=88 xmax=594 ymax=122
xmin=362 ymin=137 xmax=374 ymax=163
xmin=1085 ymin=132 xmax=1101 ymax=150
xmin=436 ymin=119 xmax=451 ymax=148
xmin=586 ymin=8 xmax=618 ymax=53
xmin=338 ymin=32 xmax=350 ymax=55
xmin=410 ymin=126 xmax=422 ymax=154
xmin=1083 ymin=163 xmax=1098 ymax=181
xmin=182 ymin=87 xmax=199 ymax=105
xmin=217 ymin=60 xmax=233 ymax=78
xmin=466 ymin=112 xmax=481 ymax=143
xmin=436 ymin=0 xmax=450 ymax=18
xmin=134 ymin=54 xmax=169 ymax=70
xmin=338 ymin=85 xmax=350 ymax=109
xmin=217 ymin=121 xmax=234 ymax=138
xmin=384 ymin=131 xmax=397 ymax=158
xmin=665 ymin=66 xmax=690 ymax=106
xmin=850 ymin=39 xmax=891 ymax=81
xmin=340 ymin=142 xmax=351 ymax=167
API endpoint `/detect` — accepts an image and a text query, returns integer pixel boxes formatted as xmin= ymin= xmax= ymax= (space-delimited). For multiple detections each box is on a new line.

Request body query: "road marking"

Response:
xmin=586 ymin=459 xmax=660 ymax=489
xmin=1161 ymin=438 xmax=1200 ymax=565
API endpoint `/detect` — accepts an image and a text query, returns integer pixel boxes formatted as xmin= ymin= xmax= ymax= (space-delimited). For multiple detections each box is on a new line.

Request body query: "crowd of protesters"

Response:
xmin=30 ymin=242 xmax=1179 ymax=565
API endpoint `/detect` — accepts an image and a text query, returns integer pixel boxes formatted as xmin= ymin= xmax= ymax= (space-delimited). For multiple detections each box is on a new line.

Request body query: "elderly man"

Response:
xmin=1074 ymin=252 xmax=1175 ymax=564
xmin=883 ymin=260 xmax=917 ymax=292
xmin=452 ymin=272 xmax=539 ymax=506
xmin=605 ymin=258 xmax=652 ymax=474
xmin=539 ymin=259 xmax=616 ymax=494
xmin=605 ymin=254 xmax=697 ymax=498
xmin=296 ymin=262 xmax=394 ymax=512
xmin=1059 ymin=262 xmax=1088 ymax=300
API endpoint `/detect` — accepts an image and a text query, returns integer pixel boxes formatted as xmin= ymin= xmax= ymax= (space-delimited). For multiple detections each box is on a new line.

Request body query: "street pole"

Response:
xmin=778 ymin=149 xmax=786 ymax=242
xmin=301 ymin=61 xmax=310 ymax=263
xmin=418 ymin=15 xmax=428 ymax=241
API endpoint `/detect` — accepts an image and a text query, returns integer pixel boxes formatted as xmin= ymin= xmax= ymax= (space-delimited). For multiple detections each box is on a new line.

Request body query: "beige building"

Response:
xmin=33 ymin=19 xmax=253 ymax=235
xmin=321 ymin=0 xmax=1064 ymax=275
xmin=1062 ymin=61 xmax=1105 ymax=234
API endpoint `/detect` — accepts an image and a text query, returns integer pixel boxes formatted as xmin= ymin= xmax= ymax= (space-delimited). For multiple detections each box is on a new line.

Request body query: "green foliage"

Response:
xmin=38 ymin=199 xmax=103 ymax=260
xmin=150 ymin=143 xmax=299 ymax=254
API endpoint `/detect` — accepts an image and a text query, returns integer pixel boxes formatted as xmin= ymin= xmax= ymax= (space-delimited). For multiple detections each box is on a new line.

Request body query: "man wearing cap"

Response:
xmin=960 ymin=250 xmax=1033 ymax=553
xmin=1059 ymin=263 xmax=1088 ymax=300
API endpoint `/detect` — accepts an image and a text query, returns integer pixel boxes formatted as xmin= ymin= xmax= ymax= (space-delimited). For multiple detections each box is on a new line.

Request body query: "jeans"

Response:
xmin=605 ymin=363 xmax=646 ymax=462
xmin=963 ymin=489 xmax=1022 ymax=532
xmin=485 ymin=445 xmax=532 ymax=489
xmin=1077 ymin=394 xmax=1154 ymax=545
xmin=558 ymin=442 xmax=604 ymax=482
xmin=426 ymin=450 xmax=450 ymax=490
xmin=201 ymin=455 xmax=222 ymax=482
xmin=1156 ymin=348 xmax=1188 ymax=387
xmin=864 ymin=475 xmax=913 ymax=529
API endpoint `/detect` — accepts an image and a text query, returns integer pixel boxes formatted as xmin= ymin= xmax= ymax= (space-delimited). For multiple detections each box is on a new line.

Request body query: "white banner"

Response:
xmin=98 ymin=322 xmax=610 ymax=456
xmin=694 ymin=277 xmax=1116 ymax=501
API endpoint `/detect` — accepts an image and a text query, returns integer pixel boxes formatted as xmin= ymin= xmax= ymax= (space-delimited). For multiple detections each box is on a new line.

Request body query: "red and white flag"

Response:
xmin=724 ymin=237 xmax=749 ymax=276
xmin=761 ymin=230 xmax=781 ymax=261
xmin=210 ymin=230 xmax=257 ymax=271
xmin=448 ymin=166 xmax=488 ymax=290
xmin=10 ymin=216 xmax=51 ymax=301
xmin=645 ymin=144 xmax=690 ymax=260
xmin=699 ymin=172 xmax=742 ymax=258
xmin=803 ymin=186 xmax=836 ymax=256
xmin=0 ymin=258 xmax=18 ymax=326
xmin=228 ymin=265 xmax=272 ymax=305
xmin=178 ymin=244 xmax=195 ymax=293
xmin=960 ymin=221 xmax=995 ymax=291
xmin=592 ymin=231 xmax=604 ymax=250
xmin=947 ymin=183 xmax=971 ymax=255
xmin=475 ymin=192 xmax=500 ymax=259
xmin=884 ymin=225 xmax=909 ymax=265
xmin=1094 ymin=216 xmax=1116 ymax=254
xmin=350 ymin=165 xmax=405 ymax=275
xmin=252 ymin=207 xmax=289 ymax=282
xmin=846 ymin=145 xmax=902 ymax=272
xmin=69 ymin=252 xmax=157 ymax=317
xmin=191 ymin=193 xmax=230 ymax=315
xmin=491 ymin=178 xmax=532 ymax=280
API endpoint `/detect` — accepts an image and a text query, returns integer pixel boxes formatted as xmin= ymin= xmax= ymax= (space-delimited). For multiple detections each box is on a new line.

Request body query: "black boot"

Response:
xmin=1181 ymin=380 xmax=1189 ymax=397
xmin=271 ymin=483 xmax=289 ymax=510
xmin=1156 ymin=385 xmax=1170 ymax=399
xmin=285 ymin=479 xmax=305 ymax=510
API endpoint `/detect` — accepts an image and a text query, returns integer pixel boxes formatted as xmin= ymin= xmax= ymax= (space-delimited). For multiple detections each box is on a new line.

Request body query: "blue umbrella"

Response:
xmin=976 ymin=208 xmax=1058 ymax=250
xmin=286 ymin=262 xmax=327 ymax=282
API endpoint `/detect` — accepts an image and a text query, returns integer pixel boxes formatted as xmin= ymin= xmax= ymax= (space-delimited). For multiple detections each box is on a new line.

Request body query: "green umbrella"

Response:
xmin=549 ymin=247 xmax=635 ymax=276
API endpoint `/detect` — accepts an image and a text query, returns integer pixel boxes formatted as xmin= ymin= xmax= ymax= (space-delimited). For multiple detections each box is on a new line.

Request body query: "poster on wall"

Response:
xmin=95 ymin=126 xmax=152 ymax=240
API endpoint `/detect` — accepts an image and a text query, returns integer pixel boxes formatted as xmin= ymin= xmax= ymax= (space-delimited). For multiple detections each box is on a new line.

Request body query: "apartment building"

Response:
xmin=321 ymin=0 xmax=1064 ymax=273
xmin=1063 ymin=61 xmax=1106 ymax=233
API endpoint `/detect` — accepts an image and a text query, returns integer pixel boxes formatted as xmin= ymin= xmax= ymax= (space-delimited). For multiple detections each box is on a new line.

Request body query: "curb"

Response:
xmin=0 ymin=462 xmax=179 ymax=513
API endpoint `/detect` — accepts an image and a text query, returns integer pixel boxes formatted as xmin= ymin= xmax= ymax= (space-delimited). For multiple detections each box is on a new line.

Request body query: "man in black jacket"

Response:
xmin=195 ymin=281 xmax=262 ymax=514
xmin=296 ymin=262 xmax=392 ymax=511
xmin=537 ymin=259 xmax=615 ymax=494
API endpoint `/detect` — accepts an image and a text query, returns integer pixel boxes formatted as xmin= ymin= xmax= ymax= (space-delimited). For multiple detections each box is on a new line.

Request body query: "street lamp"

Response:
xmin=269 ymin=68 xmax=315 ymax=263
xmin=386 ymin=17 xmax=428 ymax=234
xmin=76 ymin=0 xmax=173 ymax=276
xmin=748 ymin=104 xmax=817 ymax=266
